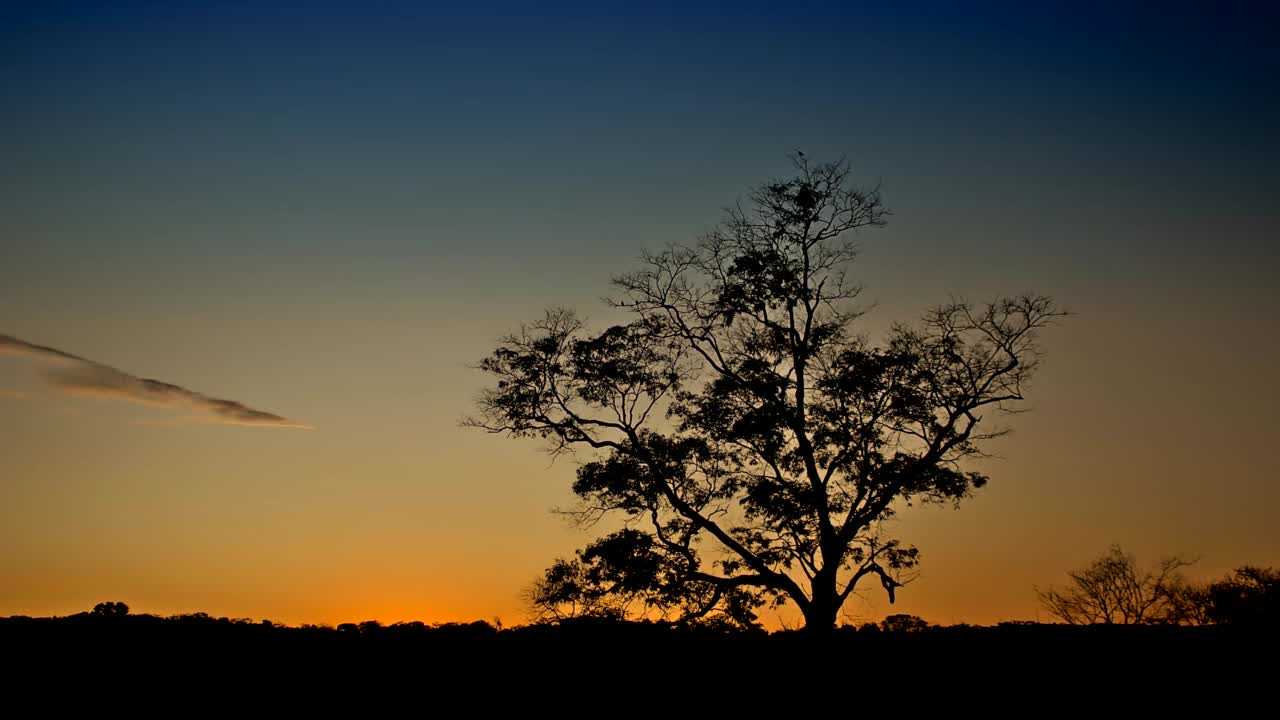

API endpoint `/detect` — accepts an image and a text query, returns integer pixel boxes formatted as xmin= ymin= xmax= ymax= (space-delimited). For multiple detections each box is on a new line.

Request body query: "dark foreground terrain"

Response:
xmin=2 ymin=611 xmax=1271 ymax=698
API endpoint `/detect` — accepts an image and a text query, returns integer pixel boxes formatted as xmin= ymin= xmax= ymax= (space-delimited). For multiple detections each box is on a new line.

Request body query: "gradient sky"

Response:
xmin=2 ymin=1 xmax=1276 ymax=627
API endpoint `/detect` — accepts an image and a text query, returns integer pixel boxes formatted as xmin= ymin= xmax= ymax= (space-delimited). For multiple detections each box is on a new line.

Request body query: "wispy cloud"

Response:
xmin=0 ymin=333 xmax=311 ymax=429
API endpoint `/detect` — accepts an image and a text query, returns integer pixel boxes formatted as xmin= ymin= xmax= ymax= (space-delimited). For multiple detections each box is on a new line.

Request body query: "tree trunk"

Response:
xmin=804 ymin=574 xmax=839 ymax=634
xmin=803 ymin=602 xmax=838 ymax=634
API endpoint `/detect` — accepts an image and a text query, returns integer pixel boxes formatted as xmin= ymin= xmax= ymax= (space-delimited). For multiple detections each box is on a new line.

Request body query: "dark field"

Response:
xmin=3 ymin=612 xmax=1269 ymax=696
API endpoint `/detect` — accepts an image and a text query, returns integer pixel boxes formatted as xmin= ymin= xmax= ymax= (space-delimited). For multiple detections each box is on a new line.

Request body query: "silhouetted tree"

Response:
xmin=1036 ymin=545 xmax=1196 ymax=625
xmin=469 ymin=155 xmax=1067 ymax=633
xmin=1205 ymin=566 xmax=1279 ymax=626
xmin=92 ymin=601 xmax=129 ymax=617
xmin=1161 ymin=575 xmax=1214 ymax=626
xmin=880 ymin=613 xmax=931 ymax=633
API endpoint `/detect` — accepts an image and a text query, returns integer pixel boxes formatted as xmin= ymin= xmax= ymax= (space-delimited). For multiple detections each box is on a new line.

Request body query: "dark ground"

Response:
xmin=2 ymin=612 xmax=1269 ymax=696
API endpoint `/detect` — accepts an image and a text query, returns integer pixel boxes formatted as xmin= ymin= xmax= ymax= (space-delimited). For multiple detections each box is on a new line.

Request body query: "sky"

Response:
xmin=2 ymin=0 xmax=1276 ymax=627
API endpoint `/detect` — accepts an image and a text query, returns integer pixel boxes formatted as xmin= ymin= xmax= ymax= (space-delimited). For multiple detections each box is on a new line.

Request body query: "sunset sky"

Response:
xmin=2 ymin=1 xmax=1276 ymax=627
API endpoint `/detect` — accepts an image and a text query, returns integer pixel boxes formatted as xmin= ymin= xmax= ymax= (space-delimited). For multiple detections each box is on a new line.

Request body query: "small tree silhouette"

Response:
xmin=1037 ymin=545 xmax=1195 ymax=624
xmin=92 ymin=601 xmax=129 ymax=617
xmin=880 ymin=613 xmax=930 ymax=632
xmin=1206 ymin=566 xmax=1279 ymax=626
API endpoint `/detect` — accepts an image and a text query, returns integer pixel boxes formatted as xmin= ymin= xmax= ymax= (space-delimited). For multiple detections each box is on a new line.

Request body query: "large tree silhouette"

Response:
xmin=469 ymin=155 xmax=1066 ymax=632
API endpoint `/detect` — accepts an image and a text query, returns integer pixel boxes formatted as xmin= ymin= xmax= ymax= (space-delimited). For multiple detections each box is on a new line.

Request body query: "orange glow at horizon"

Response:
xmin=4 ymin=282 xmax=1276 ymax=628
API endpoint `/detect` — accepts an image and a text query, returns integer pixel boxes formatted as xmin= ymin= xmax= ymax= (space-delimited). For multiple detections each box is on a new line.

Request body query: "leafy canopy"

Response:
xmin=469 ymin=155 xmax=1066 ymax=631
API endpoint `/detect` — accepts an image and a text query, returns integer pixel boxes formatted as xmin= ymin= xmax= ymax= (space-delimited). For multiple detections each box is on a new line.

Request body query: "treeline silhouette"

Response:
xmin=4 ymin=606 xmax=1274 ymax=703
xmin=4 ymin=602 xmax=1273 ymax=668
xmin=1038 ymin=549 xmax=1279 ymax=626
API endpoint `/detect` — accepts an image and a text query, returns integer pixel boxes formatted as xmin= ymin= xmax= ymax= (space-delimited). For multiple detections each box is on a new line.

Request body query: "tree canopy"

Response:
xmin=469 ymin=155 xmax=1067 ymax=632
xmin=1038 ymin=546 xmax=1278 ymax=627
xmin=1036 ymin=545 xmax=1196 ymax=625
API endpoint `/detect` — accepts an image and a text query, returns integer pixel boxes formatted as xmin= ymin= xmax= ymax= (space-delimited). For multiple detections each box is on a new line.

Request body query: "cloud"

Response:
xmin=0 ymin=333 xmax=310 ymax=429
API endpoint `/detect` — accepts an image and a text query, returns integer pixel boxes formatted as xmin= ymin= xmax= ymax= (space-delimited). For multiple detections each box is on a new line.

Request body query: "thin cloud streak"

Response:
xmin=0 ymin=333 xmax=310 ymax=429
